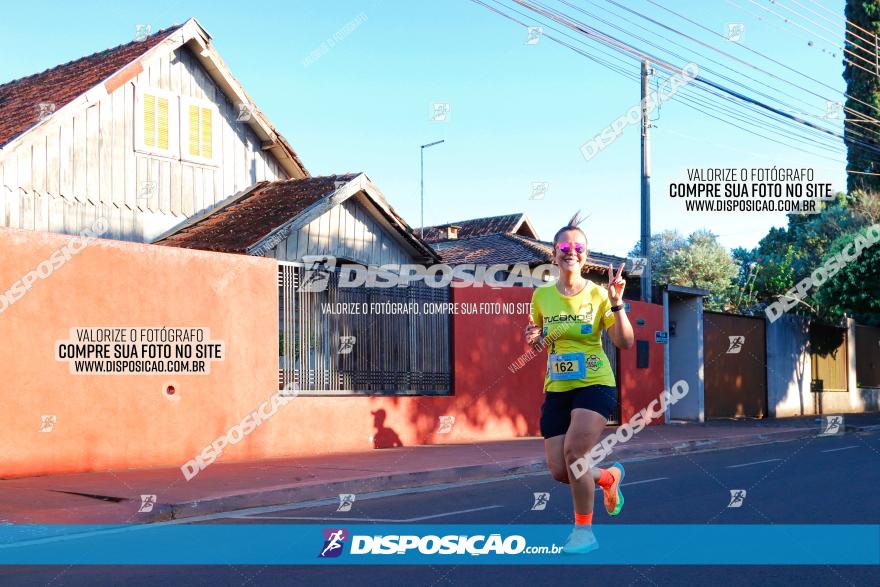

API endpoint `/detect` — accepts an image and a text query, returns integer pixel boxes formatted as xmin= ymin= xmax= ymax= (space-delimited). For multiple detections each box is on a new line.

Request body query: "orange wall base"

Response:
xmin=0 ymin=227 xmax=664 ymax=478
xmin=617 ymin=300 xmax=666 ymax=425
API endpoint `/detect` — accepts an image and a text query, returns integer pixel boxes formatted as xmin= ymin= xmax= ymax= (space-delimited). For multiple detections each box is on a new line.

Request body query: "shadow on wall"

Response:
xmin=374 ymin=287 xmax=544 ymax=445
xmin=767 ymin=314 xmax=812 ymax=417
xmin=370 ymin=409 xmax=403 ymax=449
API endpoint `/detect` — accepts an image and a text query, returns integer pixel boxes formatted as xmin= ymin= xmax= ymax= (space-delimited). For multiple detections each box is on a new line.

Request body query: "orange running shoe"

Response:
xmin=603 ymin=462 xmax=625 ymax=516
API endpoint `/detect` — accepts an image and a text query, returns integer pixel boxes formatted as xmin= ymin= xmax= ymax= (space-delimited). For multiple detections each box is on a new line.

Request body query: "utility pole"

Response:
xmin=640 ymin=60 xmax=653 ymax=303
xmin=420 ymin=140 xmax=445 ymax=239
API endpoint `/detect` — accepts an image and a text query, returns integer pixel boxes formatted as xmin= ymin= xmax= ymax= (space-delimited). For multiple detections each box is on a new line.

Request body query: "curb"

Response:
xmin=847 ymin=423 xmax=880 ymax=433
xmin=141 ymin=423 xmax=871 ymax=523
xmin=611 ymin=427 xmax=819 ymax=460
xmin=152 ymin=459 xmax=548 ymax=523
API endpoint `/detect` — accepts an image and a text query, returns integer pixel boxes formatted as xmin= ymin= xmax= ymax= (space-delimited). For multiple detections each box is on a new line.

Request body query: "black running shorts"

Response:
xmin=540 ymin=385 xmax=618 ymax=439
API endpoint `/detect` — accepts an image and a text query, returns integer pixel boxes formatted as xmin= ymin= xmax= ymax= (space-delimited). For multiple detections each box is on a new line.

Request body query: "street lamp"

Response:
xmin=420 ymin=140 xmax=445 ymax=239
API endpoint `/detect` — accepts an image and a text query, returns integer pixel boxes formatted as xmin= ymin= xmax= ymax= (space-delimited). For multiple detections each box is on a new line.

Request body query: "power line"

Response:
xmin=566 ymin=0 xmax=831 ymax=121
xmin=511 ymin=0 xmax=880 ymax=157
xmin=572 ymin=0 xmax=880 ymax=146
xmin=669 ymin=90 xmax=850 ymax=161
xmin=472 ymin=0 xmax=856 ymax=161
xmin=638 ymin=0 xmax=880 ymax=146
xmin=743 ymin=0 xmax=880 ymax=78
xmin=725 ymin=0 xmax=841 ymax=63
xmin=656 ymin=126 xmax=846 ymax=164
xmin=784 ymin=0 xmax=878 ymax=52
xmin=572 ymin=0 xmax=880 ymax=147
xmin=770 ymin=0 xmax=876 ymax=64
xmin=803 ymin=0 xmax=877 ymax=41
xmin=507 ymin=0 xmax=848 ymax=149
xmin=644 ymin=0 xmax=880 ymax=121
xmin=471 ymin=0 xmax=640 ymax=80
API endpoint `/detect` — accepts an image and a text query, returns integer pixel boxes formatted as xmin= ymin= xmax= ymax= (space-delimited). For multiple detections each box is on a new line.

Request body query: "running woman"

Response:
xmin=524 ymin=211 xmax=634 ymax=554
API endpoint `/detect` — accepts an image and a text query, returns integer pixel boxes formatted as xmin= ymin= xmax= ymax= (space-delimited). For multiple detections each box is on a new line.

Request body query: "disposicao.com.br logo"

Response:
xmin=319 ymin=528 xmax=561 ymax=557
xmin=319 ymin=528 xmax=348 ymax=558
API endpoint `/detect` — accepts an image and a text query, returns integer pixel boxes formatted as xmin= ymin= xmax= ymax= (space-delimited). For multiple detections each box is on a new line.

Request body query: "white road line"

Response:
xmin=820 ymin=445 xmax=858 ymax=453
xmin=232 ymin=505 xmax=504 ymax=523
xmin=726 ymin=458 xmax=782 ymax=469
xmin=621 ymin=477 xmax=668 ymax=487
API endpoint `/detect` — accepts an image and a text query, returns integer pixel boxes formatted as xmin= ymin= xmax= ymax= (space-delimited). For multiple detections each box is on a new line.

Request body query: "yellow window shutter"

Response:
xmin=143 ymin=94 xmax=156 ymax=148
xmin=157 ymin=97 xmax=169 ymax=150
xmin=189 ymin=104 xmax=200 ymax=156
xmin=201 ymin=107 xmax=212 ymax=159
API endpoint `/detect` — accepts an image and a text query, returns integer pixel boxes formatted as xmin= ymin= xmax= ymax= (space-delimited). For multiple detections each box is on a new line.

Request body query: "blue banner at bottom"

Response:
xmin=0 ymin=524 xmax=876 ymax=565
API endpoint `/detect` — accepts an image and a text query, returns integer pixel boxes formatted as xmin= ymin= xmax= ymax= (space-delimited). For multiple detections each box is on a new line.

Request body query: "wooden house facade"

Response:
xmin=0 ymin=18 xmax=305 ymax=243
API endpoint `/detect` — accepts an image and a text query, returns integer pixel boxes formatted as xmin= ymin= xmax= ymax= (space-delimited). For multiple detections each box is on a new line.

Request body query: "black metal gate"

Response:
xmin=278 ymin=262 xmax=452 ymax=395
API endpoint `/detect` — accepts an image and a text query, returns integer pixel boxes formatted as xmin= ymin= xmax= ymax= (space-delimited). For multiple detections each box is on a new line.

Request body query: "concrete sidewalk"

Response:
xmin=3 ymin=413 xmax=878 ymax=525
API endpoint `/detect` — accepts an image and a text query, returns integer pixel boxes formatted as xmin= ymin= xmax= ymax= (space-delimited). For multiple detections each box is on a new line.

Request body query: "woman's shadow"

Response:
xmin=371 ymin=409 xmax=403 ymax=449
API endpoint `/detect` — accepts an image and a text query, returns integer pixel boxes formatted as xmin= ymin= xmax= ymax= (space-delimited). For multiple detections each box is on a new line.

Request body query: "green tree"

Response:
xmin=744 ymin=194 xmax=863 ymax=310
xmin=665 ymin=230 xmax=740 ymax=310
xmin=632 ymin=229 xmax=739 ymax=311
xmin=843 ymin=0 xmax=880 ymax=192
xmin=628 ymin=229 xmax=687 ymax=286
xmin=813 ymin=228 xmax=880 ymax=325
xmin=735 ymin=192 xmax=879 ymax=322
xmin=729 ymin=247 xmax=763 ymax=314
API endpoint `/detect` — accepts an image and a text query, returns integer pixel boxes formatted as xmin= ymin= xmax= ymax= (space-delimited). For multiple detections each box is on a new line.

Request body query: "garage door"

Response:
xmin=703 ymin=311 xmax=767 ymax=419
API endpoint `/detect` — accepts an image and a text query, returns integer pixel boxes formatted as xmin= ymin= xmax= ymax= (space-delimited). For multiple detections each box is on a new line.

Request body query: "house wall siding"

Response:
xmin=269 ymin=197 xmax=415 ymax=265
xmin=0 ymin=46 xmax=286 ymax=243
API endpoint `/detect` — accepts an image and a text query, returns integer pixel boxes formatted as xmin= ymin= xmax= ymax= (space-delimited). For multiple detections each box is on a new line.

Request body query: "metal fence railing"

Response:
xmin=278 ymin=262 xmax=452 ymax=395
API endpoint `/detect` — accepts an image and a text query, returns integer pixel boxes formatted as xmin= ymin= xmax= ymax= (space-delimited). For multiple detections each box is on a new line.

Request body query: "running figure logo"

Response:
xmin=820 ymin=415 xmax=844 ymax=436
xmin=530 ymin=181 xmax=549 ymax=200
xmin=236 ymin=102 xmax=254 ymax=122
xmin=726 ymin=336 xmax=745 ymax=354
xmin=526 ymin=26 xmax=543 ymax=44
xmin=727 ymin=489 xmax=746 ymax=508
xmin=531 ymin=492 xmax=550 ymax=511
xmin=337 ymin=336 xmax=356 ymax=355
xmin=299 ymin=255 xmax=335 ymax=292
xmin=138 ymin=494 xmax=157 ymax=513
xmin=725 ymin=23 xmax=745 ymax=42
xmin=39 ymin=415 xmax=56 ymax=432
xmin=437 ymin=415 xmax=455 ymax=434
xmin=824 ymin=100 xmax=842 ymax=120
xmin=36 ymin=102 xmax=56 ymax=121
xmin=138 ymin=181 xmax=157 ymax=203
xmin=319 ymin=529 xmax=348 ymax=558
xmin=336 ymin=494 xmax=355 ymax=512
xmin=134 ymin=24 xmax=152 ymax=42
xmin=430 ymin=102 xmax=451 ymax=122
xmin=627 ymin=257 xmax=647 ymax=277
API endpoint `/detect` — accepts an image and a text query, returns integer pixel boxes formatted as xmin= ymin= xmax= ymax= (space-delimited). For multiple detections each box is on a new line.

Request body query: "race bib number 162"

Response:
xmin=548 ymin=352 xmax=586 ymax=380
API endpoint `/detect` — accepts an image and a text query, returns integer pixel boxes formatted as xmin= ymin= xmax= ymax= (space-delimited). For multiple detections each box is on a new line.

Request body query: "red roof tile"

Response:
xmin=0 ymin=24 xmax=183 ymax=148
xmin=432 ymin=233 xmax=626 ymax=272
xmin=418 ymin=213 xmax=532 ymax=242
xmin=156 ymin=174 xmax=359 ymax=253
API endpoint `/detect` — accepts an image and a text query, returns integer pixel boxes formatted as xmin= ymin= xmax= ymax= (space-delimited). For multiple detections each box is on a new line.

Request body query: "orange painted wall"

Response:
xmin=617 ymin=300 xmax=666 ymax=425
xmin=0 ymin=227 xmax=663 ymax=478
xmin=0 ymin=229 xmax=549 ymax=478
xmin=0 ymin=227 xmax=280 ymax=478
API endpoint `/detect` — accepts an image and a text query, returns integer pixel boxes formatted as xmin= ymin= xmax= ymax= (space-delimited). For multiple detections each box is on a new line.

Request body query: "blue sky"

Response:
xmin=0 ymin=0 xmax=850 ymax=257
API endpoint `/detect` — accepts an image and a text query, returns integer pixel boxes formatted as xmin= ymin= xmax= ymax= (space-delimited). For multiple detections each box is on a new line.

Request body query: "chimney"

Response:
xmin=446 ymin=225 xmax=461 ymax=239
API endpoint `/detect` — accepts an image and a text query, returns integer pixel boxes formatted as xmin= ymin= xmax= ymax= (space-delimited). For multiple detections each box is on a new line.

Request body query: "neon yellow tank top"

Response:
xmin=530 ymin=279 xmax=617 ymax=392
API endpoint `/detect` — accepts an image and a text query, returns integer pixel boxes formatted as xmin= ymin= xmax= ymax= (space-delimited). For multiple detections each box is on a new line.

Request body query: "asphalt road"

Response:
xmin=2 ymin=430 xmax=879 ymax=586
